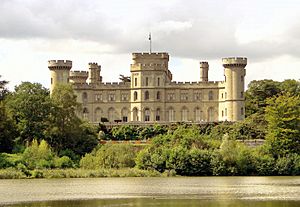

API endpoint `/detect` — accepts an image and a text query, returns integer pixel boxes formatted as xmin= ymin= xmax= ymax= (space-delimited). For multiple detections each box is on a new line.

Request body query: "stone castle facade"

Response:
xmin=48 ymin=52 xmax=247 ymax=124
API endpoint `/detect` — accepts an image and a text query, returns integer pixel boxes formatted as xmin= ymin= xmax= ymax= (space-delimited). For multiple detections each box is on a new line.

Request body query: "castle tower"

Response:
xmin=200 ymin=61 xmax=209 ymax=82
xmin=130 ymin=52 xmax=171 ymax=122
xmin=69 ymin=71 xmax=88 ymax=84
xmin=48 ymin=60 xmax=72 ymax=94
xmin=222 ymin=57 xmax=247 ymax=121
xmin=88 ymin=62 xmax=102 ymax=84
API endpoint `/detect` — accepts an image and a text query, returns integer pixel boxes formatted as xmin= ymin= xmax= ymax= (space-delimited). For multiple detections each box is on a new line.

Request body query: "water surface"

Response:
xmin=1 ymin=177 xmax=299 ymax=206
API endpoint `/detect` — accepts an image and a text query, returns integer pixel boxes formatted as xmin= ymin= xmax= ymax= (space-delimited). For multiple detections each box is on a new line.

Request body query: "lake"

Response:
xmin=0 ymin=177 xmax=300 ymax=206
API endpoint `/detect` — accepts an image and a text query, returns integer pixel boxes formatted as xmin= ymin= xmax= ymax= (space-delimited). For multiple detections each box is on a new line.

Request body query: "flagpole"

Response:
xmin=149 ymin=33 xmax=152 ymax=53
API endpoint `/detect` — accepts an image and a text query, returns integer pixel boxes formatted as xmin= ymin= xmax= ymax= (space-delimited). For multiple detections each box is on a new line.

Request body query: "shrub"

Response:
xmin=54 ymin=156 xmax=74 ymax=168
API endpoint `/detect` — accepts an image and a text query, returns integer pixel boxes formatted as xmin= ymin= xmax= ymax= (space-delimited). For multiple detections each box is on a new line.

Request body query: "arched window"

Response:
xmin=121 ymin=108 xmax=129 ymax=122
xmin=108 ymin=107 xmax=115 ymax=122
xmin=157 ymin=77 xmax=160 ymax=86
xmin=83 ymin=108 xmax=89 ymax=120
xmin=82 ymin=92 xmax=88 ymax=103
xmin=132 ymin=107 xmax=138 ymax=121
xmin=134 ymin=91 xmax=138 ymax=101
xmin=145 ymin=91 xmax=149 ymax=100
xmin=195 ymin=107 xmax=201 ymax=122
xmin=156 ymin=91 xmax=161 ymax=100
xmin=208 ymin=91 xmax=213 ymax=100
xmin=181 ymin=107 xmax=188 ymax=122
xmin=134 ymin=78 xmax=137 ymax=87
xmin=208 ymin=107 xmax=214 ymax=122
xmin=145 ymin=77 xmax=149 ymax=86
xmin=156 ymin=108 xmax=160 ymax=121
xmin=144 ymin=108 xmax=150 ymax=121
xmin=94 ymin=107 xmax=103 ymax=122
xmin=167 ymin=107 xmax=175 ymax=122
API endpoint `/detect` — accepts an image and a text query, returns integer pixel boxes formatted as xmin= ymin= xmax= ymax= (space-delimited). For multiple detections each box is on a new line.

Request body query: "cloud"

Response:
xmin=0 ymin=0 xmax=300 ymax=63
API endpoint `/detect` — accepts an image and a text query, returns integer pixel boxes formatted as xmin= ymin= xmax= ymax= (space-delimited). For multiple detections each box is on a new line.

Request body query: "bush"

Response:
xmin=54 ymin=156 xmax=74 ymax=168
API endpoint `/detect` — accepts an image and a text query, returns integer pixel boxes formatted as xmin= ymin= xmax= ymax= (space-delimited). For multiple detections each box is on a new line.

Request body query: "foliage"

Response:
xmin=0 ymin=75 xmax=9 ymax=101
xmin=80 ymin=144 xmax=136 ymax=169
xmin=5 ymin=82 xmax=51 ymax=144
xmin=22 ymin=139 xmax=54 ymax=170
xmin=265 ymin=93 xmax=300 ymax=158
xmin=54 ymin=156 xmax=74 ymax=168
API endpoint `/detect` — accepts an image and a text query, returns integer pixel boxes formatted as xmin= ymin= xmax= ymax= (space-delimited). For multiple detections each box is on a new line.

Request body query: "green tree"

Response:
xmin=265 ymin=93 xmax=300 ymax=157
xmin=46 ymin=84 xmax=98 ymax=155
xmin=245 ymin=79 xmax=281 ymax=117
xmin=0 ymin=75 xmax=9 ymax=101
xmin=5 ymin=82 xmax=51 ymax=144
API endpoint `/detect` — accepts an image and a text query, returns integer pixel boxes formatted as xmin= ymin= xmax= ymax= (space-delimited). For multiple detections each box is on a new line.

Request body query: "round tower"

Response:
xmin=48 ymin=60 xmax=72 ymax=94
xmin=199 ymin=61 xmax=209 ymax=82
xmin=222 ymin=57 xmax=247 ymax=121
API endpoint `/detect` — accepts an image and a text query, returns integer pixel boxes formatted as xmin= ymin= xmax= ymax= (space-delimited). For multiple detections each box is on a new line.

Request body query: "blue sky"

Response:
xmin=0 ymin=0 xmax=299 ymax=90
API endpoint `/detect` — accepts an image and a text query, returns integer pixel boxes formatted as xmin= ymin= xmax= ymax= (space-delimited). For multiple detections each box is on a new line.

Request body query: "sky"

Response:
xmin=0 ymin=0 xmax=300 ymax=90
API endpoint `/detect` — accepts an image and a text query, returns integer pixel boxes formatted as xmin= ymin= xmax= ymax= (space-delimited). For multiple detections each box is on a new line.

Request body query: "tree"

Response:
xmin=245 ymin=79 xmax=281 ymax=117
xmin=5 ymin=82 xmax=51 ymax=144
xmin=46 ymin=84 xmax=98 ymax=156
xmin=265 ymin=93 xmax=300 ymax=157
xmin=0 ymin=75 xmax=9 ymax=101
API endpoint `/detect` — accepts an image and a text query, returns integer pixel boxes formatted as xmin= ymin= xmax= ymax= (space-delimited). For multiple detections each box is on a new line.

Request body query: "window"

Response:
xmin=121 ymin=94 xmax=128 ymax=101
xmin=108 ymin=108 xmax=115 ymax=122
xmin=241 ymin=92 xmax=244 ymax=98
xmin=51 ymin=78 xmax=53 ymax=85
xmin=83 ymin=108 xmax=89 ymax=120
xmin=95 ymin=94 xmax=102 ymax=101
xmin=108 ymin=93 xmax=115 ymax=101
xmin=225 ymin=92 xmax=227 ymax=99
xmin=180 ymin=92 xmax=188 ymax=101
xmin=208 ymin=107 xmax=214 ymax=122
xmin=144 ymin=108 xmax=150 ymax=122
xmin=181 ymin=107 xmax=188 ymax=121
xmin=82 ymin=92 xmax=88 ymax=103
xmin=241 ymin=75 xmax=244 ymax=82
xmin=132 ymin=107 xmax=138 ymax=121
xmin=134 ymin=91 xmax=138 ymax=101
xmin=241 ymin=107 xmax=244 ymax=116
xmin=222 ymin=110 xmax=224 ymax=117
xmin=225 ymin=75 xmax=226 ymax=82
xmin=167 ymin=93 xmax=175 ymax=101
xmin=157 ymin=91 xmax=161 ymax=100
xmin=122 ymin=108 xmax=128 ymax=122
xmin=195 ymin=107 xmax=201 ymax=121
xmin=156 ymin=108 xmax=160 ymax=121
xmin=157 ymin=77 xmax=160 ymax=86
xmin=94 ymin=108 xmax=103 ymax=122
xmin=145 ymin=77 xmax=149 ymax=86
xmin=221 ymin=93 xmax=224 ymax=99
xmin=225 ymin=108 xmax=227 ymax=116
xmin=194 ymin=91 xmax=201 ymax=100
xmin=122 ymin=116 xmax=128 ymax=122
xmin=167 ymin=108 xmax=175 ymax=122
xmin=208 ymin=91 xmax=213 ymax=100
xmin=134 ymin=78 xmax=137 ymax=87
xmin=145 ymin=91 xmax=149 ymax=100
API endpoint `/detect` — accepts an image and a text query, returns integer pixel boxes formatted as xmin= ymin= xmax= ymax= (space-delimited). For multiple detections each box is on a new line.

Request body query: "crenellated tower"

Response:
xmin=88 ymin=62 xmax=102 ymax=84
xmin=222 ymin=57 xmax=247 ymax=121
xmin=48 ymin=60 xmax=72 ymax=94
xmin=130 ymin=52 xmax=172 ymax=122
xmin=199 ymin=61 xmax=209 ymax=82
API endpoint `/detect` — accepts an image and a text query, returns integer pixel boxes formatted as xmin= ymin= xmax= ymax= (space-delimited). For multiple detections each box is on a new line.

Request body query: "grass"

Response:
xmin=0 ymin=168 xmax=165 ymax=179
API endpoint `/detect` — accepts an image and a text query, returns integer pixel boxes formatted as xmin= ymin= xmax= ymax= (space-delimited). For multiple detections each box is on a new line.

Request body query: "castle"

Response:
xmin=48 ymin=52 xmax=247 ymax=124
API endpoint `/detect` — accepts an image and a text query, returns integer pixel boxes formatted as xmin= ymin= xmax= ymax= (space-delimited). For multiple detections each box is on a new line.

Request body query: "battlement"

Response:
xmin=132 ymin=52 xmax=169 ymax=59
xmin=222 ymin=57 xmax=247 ymax=67
xmin=169 ymin=81 xmax=220 ymax=86
xmin=70 ymin=71 xmax=89 ymax=77
xmin=88 ymin=62 xmax=100 ymax=69
xmin=48 ymin=60 xmax=72 ymax=69
xmin=200 ymin=61 xmax=209 ymax=66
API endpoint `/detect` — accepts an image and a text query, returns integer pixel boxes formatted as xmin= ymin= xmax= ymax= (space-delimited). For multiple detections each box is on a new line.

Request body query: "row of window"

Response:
xmin=83 ymin=90 xmax=244 ymax=103
xmin=134 ymin=77 xmax=161 ymax=87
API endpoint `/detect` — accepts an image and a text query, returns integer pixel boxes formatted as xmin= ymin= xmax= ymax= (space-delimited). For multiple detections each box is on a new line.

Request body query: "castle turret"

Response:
xmin=200 ymin=61 xmax=209 ymax=82
xmin=69 ymin=71 xmax=88 ymax=84
xmin=222 ymin=57 xmax=247 ymax=121
xmin=48 ymin=60 xmax=72 ymax=94
xmin=88 ymin=63 xmax=102 ymax=84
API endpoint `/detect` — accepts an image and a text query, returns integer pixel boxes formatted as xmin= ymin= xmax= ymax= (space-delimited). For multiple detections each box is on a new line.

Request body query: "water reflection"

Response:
xmin=0 ymin=177 xmax=300 ymax=207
